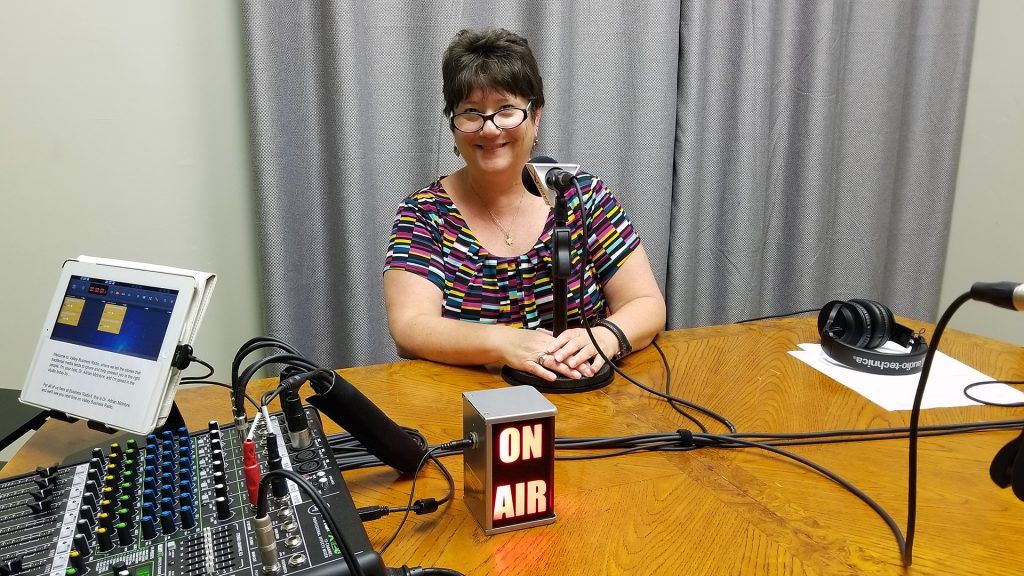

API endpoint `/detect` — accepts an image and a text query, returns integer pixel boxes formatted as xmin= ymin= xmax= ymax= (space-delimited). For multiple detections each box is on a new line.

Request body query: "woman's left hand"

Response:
xmin=544 ymin=327 xmax=620 ymax=377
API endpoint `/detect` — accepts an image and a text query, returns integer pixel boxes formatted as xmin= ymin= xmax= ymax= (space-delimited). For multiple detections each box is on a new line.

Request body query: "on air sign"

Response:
xmin=463 ymin=387 xmax=556 ymax=535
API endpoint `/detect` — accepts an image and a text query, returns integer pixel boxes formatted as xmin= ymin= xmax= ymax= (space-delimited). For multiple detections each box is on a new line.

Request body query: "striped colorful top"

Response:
xmin=384 ymin=171 xmax=641 ymax=329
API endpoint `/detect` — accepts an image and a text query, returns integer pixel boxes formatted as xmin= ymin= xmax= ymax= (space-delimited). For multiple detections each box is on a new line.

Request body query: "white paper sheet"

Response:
xmin=789 ymin=343 xmax=1024 ymax=411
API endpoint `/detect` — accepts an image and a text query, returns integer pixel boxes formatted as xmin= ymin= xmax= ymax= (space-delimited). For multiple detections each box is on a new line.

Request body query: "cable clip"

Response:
xmin=676 ymin=429 xmax=694 ymax=448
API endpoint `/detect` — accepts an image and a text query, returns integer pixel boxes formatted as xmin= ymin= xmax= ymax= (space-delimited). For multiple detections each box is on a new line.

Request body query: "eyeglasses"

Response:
xmin=449 ymin=100 xmax=534 ymax=133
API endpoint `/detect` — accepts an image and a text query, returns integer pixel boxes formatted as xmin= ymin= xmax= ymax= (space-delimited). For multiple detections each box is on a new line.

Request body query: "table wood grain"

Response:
xmin=5 ymin=318 xmax=1024 ymax=575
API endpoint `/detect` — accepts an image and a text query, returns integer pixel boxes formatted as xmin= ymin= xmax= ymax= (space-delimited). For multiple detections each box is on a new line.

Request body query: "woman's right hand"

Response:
xmin=502 ymin=327 xmax=583 ymax=381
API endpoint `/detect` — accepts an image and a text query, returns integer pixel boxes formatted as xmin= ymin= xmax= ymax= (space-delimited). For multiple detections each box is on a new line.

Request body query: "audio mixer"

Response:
xmin=0 ymin=406 xmax=383 ymax=576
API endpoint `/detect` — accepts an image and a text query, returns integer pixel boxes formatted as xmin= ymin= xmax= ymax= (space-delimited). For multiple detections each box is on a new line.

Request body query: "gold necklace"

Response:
xmin=465 ymin=174 xmax=525 ymax=247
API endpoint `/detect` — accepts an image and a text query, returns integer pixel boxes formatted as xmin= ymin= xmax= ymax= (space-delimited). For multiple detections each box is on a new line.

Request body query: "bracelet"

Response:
xmin=592 ymin=318 xmax=632 ymax=361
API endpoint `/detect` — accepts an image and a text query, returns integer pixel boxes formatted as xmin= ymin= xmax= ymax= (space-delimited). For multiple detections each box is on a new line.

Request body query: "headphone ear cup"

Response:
xmin=850 ymin=299 xmax=893 ymax=349
xmin=840 ymin=301 xmax=873 ymax=348
xmin=990 ymin=430 xmax=1024 ymax=489
xmin=818 ymin=301 xmax=866 ymax=346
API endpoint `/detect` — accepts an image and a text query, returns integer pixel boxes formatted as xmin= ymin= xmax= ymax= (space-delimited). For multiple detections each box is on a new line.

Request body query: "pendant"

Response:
xmin=504 ymin=234 xmax=514 ymax=246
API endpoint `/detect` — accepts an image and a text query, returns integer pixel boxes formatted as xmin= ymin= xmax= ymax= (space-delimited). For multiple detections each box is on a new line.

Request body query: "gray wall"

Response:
xmin=939 ymin=0 xmax=1024 ymax=346
xmin=0 ymin=1 xmax=1020 ymax=400
xmin=0 ymin=2 xmax=261 ymax=392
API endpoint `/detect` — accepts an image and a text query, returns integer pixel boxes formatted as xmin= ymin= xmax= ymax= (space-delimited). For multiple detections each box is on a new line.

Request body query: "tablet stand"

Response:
xmin=0 ymin=401 xmax=186 ymax=457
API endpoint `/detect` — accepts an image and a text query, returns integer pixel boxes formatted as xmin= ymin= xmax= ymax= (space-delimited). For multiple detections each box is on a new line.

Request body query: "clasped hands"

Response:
xmin=507 ymin=327 xmax=619 ymax=382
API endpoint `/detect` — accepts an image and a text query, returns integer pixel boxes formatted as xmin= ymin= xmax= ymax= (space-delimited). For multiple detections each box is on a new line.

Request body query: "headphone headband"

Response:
xmin=818 ymin=299 xmax=928 ymax=376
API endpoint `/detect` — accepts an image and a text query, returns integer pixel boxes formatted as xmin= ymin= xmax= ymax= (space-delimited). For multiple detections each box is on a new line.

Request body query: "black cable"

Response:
xmin=905 ymin=291 xmax=972 ymax=567
xmin=700 ymin=433 xmax=906 ymax=556
xmin=735 ymin=308 xmax=821 ymax=324
xmin=378 ymin=439 xmax=472 ymax=555
xmin=570 ymin=177 xmax=735 ymax=434
xmin=257 ymin=468 xmax=365 ymax=576
xmin=180 ymin=356 xmax=215 ymax=381
xmin=963 ymin=379 xmax=1024 ymax=407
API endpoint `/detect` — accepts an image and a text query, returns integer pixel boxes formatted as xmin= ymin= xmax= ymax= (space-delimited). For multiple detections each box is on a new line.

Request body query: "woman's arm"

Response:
xmin=546 ymin=243 xmax=666 ymax=373
xmin=384 ymin=269 xmax=585 ymax=381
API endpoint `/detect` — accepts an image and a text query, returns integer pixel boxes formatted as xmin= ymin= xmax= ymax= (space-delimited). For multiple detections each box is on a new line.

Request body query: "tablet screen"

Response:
xmin=51 ymin=275 xmax=179 ymax=361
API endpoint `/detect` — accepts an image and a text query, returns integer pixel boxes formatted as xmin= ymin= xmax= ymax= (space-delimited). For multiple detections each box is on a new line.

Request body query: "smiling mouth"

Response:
xmin=476 ymin=142 xmax=510 ymax=151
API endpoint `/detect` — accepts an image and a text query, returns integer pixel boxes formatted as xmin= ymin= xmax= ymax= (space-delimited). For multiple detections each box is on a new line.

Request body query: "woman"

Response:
xmin=384 ymin=28 xmax=665 ymax=383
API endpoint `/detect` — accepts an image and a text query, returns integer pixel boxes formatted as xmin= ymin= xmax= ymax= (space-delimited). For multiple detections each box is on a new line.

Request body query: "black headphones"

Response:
xmin=817 ymin=299 xmax=928 ymax=376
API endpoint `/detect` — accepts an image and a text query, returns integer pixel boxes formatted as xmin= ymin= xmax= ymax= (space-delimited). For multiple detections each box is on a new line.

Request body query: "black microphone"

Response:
xmin=522 ymin=156 xmax=576 ymax=196
xmin=970 ymin=281 xmax=1024 ymax=311
xmin=304 ymin=373 xmax=427 ymax=475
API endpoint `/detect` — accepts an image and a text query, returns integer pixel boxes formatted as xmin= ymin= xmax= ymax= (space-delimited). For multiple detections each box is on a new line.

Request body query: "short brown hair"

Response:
xmin=441 ymin=28 xmax=545 ymax=117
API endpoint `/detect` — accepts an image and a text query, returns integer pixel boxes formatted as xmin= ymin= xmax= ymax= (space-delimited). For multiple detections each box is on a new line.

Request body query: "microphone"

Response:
xmin=522 ymin=156 xmax=580 ymax=205
xmin=970 ymin=282 xmax=1024 ymax=311
xmin=304 ymin=372 xmax=427 ymax=475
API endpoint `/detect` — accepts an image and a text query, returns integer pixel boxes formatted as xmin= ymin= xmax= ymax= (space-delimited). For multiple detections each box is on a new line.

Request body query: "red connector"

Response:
xmin=242 ymin=438 xmax=261 ymax=506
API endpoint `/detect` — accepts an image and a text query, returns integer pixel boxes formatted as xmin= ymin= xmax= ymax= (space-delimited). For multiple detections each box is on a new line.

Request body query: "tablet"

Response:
xmin=21 ymin=260 xmax=198 ymax=434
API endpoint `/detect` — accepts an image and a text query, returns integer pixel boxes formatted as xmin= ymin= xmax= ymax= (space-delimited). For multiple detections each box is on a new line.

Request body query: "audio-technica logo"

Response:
xmin=853 ymin=355 xmax=924 ymax=371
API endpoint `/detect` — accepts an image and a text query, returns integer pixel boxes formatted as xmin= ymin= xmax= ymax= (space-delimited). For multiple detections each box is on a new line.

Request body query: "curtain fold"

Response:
xmin=243 ymin=0 xmax=976 ymax=368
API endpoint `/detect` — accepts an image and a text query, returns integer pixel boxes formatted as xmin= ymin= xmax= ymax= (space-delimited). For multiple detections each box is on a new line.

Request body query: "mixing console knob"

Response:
xmin=215 ymin=496 xmax=232 ymax=521
xmin=143 ymin=477 xmax=157 ymax=497
xmin=160 ymin=497 xmax=176 ymax=514
xmin=160 ymin=459 xmax=174 ymax=476
xmin=161 ymin=483 xmax=175 ymax=499
xmin=101 ymin=498 xmax=116 ymax=514
xmin=98 ymin=512 xmax=114 ymax=530
xmin=144 ymin=454 xmax=157 ymax=468
xmin=122 ymin=472 xmax=136 ymax=491
xmin=87 ymin=468 xmax=102 ymax=487
xmin=73 ymin=533 xmax=91 ymax=557
xmin=109 ymin=444 xmax=121 ymax=459
xmin=142 ymin=489 xmax=156 ymax=506
xmin=117 ymin=507 xmax=133 ymax=524
xmin=102 ymin=485 xmax=117 ymax=501
xmin=161 ymin=430 xmax=174 ymax=443
xmin=178 ymin=445 xmax=192 ymax=461
xmin=82 ymin=491 xmax=97 ymax=510
xmin=96 ymin=527 xmax=114 ymax=552
xmin=76 ymin=519 xmax=93 ymax=540
xmin=161 ymin=472 xmax=174 ymax=488
xmin=80 ymin=505 xmax=96 ymax=526
xmin=126 ymin=438 xmax=138 ymax=450
xmin=123 ymin=451 xmax=138 ymax=469
xmin=178 ymin=492 xmax=194 ymax=511
xmin=180 ymin=505 xmax=196 ymax=529
xmin=161 ymin=442 xmax=175 ymax=458
xmin=92 ymin=448 xmax=106 ymax=466
xmin=106 ymin=463 xmax=120 ymax=478
xmin=110 ymin=561 xmax=131 ymax=576
xmin=34 ymin=475 xmax=56 ymax=490
xmin=214 ymin=483 xmax=228 ymax=500
xmin=141 ymin=515 xmax=157 ymax=540
xmin=69 ymin=550 xmax=85 ymax=575
xmin=178 ymin=466 xmax=193 ymax=484
xmin=211 ymin=457 xmax=225 ymax=476
xmin=160 ymin=510 xmax=177 ymax=534
xmin=116 ymin=522 xmax=133 ymax=546
xmin=179 ymin=479 xmax=193 ymax=497
xmin=210 ymin=438 xmax=222 ymax=452
xmin=142 ymin=502 xmax=156 ymax=520
xmin=89 ymin=457 xmax=103 ymax=473
xmin=85 ymin=479 xmax=100 ymax=502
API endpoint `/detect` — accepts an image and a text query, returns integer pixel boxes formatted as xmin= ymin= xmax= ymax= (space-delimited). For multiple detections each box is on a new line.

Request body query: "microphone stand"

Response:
xmin=502 ymin=190 xmax=614 ymax=393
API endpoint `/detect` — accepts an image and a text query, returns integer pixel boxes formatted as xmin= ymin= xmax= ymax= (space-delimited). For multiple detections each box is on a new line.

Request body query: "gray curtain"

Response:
xmin=243 ymin=0 xmax=976 ymax=368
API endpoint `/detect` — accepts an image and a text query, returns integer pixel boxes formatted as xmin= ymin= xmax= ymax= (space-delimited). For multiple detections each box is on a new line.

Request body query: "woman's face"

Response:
xmin=452 ymin=89 xmax=541 ymax=179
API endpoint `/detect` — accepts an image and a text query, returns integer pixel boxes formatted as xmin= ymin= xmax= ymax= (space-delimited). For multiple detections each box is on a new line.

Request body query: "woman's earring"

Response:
xmin=453 ymin=145 xmax=460 ymax=157
xmin=532 ymin=137 xmax=538 ymax=150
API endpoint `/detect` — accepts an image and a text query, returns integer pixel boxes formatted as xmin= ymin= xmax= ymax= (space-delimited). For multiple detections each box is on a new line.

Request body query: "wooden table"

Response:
xmin=5 ymin=318 xmax=1024 ymax=575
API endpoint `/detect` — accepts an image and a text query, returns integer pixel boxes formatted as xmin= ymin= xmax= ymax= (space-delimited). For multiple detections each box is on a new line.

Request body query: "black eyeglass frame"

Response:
xmin=448 ymin=100 xmax=535 ymax=134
